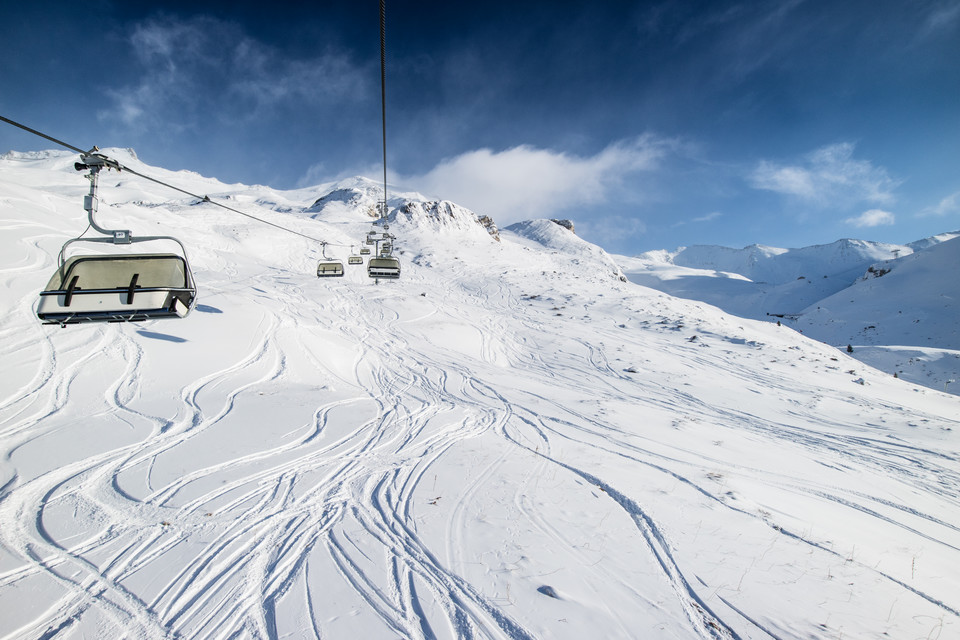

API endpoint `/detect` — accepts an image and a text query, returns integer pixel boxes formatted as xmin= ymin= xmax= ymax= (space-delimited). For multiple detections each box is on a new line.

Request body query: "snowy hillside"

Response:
xmin=621 ymin=235 xmax=960 ymax=395
xmin=1 ymin=150 xmax=959 ymax=640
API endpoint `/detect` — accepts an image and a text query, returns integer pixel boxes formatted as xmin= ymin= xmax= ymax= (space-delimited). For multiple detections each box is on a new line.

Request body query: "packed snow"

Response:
xmin=1 ymin=149 xmax=958 ymax=639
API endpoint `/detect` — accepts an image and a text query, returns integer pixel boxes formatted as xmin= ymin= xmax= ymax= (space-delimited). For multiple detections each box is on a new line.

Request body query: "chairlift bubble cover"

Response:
xmin=37 ymin=253 xmax=196 ymax=325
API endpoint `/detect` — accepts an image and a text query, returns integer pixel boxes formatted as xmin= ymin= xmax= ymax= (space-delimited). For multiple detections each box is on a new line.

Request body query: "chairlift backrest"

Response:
xmin=49 ymin=254 xmax=189 ymax=290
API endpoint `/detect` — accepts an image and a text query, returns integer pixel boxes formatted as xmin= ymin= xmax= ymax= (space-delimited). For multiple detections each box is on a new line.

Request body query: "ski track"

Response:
xmin=2 ymin=219 xmax=959 ymax=638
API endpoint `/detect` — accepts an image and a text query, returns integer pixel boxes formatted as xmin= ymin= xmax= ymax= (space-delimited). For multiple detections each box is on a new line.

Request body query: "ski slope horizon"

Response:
xmin=1 ymin=149 xmax=959 ymax=639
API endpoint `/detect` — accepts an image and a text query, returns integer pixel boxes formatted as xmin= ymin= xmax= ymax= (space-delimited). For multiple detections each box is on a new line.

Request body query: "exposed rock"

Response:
xmin=309 ymin=187 xmax=367 ymax=211
xmin=399 ymin=200 xmax=500 ymax=241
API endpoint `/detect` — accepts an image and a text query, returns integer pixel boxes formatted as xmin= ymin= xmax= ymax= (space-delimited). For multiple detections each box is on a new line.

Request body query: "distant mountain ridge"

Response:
xmin=620 ymin=231 xmax=960 ymax=393
xmin=640 ymin=237 xmax=946 ymax=285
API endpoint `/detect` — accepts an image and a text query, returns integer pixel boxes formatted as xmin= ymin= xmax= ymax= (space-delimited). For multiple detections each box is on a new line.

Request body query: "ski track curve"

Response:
xmin=2 ymin=227 xmax=959 ymax=640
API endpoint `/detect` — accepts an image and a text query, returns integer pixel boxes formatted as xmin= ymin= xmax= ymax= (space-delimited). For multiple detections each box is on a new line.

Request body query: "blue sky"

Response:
xmin=2 ymin=1 xmax=958 ymax=254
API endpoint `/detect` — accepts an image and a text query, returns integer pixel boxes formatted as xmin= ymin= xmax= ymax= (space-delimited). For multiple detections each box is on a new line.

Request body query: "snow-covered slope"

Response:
xmin=505 ymin=219 xmax=627 ymax=284
xmin=621 ymin=234 xmax=960 ymax=395
xmin=1 ymin=150 xmax=959 ymax=640
xmin=795 ymin=235 xmax=960 ymax=348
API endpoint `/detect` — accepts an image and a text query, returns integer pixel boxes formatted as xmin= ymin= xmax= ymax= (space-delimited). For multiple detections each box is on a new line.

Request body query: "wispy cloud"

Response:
xmin=672 ymin=211 xmax=722 ymax=228
xmin=749 ymin=142 xmax=899 ymax=207
xmin=394 ymin=135 xmax=678 ymax=225
xmin=693 ymin=211 xmax=722 ymax=223
xmin=643 ymin=0 xmax=808 ymax=84
xmin=918 ymin=190 xmax=960 ymax=217
xmin=846 ymin=209 xmax=895 ymax=227
xmin=918 ymin=1 xmax=960 ymax=39
xmin=100 ymin=15 xmax=364 ymax=132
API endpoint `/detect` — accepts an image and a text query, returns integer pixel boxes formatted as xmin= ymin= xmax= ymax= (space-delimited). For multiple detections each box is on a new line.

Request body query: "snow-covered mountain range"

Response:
xmin=622 ymin=234 xmax=960 ymax=394
xmin=1 ymin=149 xmax=958 ymax=640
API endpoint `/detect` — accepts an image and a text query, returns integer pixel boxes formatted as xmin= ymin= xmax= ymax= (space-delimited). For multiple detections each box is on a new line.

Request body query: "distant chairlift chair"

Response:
xmin=316 ymin=260 xmax=344 ymax=277
xmin=37 ymin=153 xmax=197 ymax=326
xmin=316 ymin=243 xmax=344 ymax=277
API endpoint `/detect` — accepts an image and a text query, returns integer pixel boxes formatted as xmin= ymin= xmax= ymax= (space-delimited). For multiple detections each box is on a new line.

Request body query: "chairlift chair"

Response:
xmin=38 ymin=247 xmax=196 ymax=325
xmin=316 ymin=243 xmax=344 ymax=277
xmin=37 ymin=153 xmax=197 ymax=326
xmin=359 ymin=247 xmax=371 ymax=255
xmin=348 ymin=255 xmax=363 ymax=265
xmin=317 ymin=261 xmax=344 ymax=277
xmin=367 ymin=256 xmax=400 ymax=279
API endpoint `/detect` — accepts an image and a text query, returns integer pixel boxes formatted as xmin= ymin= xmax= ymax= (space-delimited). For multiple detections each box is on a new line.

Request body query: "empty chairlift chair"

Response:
xmin=316 ymin=242 xmax=344 ymax=277
xmin=37 ymin=153 xmax=197 ymax=326
xmin=367 ymin=256 xmax=400 ymax=279
xmin=316 ymin=260 xmax=344 ymax=277
xmin=348 ymin=255 xmax=363 ymax=265
xmin=38 ymin=250 xmax=196 ymax=325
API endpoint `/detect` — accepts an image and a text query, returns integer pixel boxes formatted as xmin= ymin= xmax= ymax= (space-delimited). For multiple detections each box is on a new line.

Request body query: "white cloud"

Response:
xmin=693 ymin=211 xmax=722 ymax=223
xmin=846 ymin=209 xmax=895 ymax=228
xmin=919 ymin=191 xmax=960 ymax=217
xmin=749 ymin=143 xmax=899 ymax=207
xmin=672 ymin=211 xmax=722 ymax=228
xmin=395 ymin=135 xmax=675 ymax=224
xmin=101 ymin=16 xmax=363 ymax=130
xmin=919 ymin=1 xmax=960 ymax=39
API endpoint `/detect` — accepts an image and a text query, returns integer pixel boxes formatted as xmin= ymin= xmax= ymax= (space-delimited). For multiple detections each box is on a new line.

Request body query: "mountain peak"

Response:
xmin=396 ymin=199 xmax=500 ymax=241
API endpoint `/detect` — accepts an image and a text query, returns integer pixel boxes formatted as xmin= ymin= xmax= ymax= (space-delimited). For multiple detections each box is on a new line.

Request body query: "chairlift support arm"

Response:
xmin=76 ymin=152 xmax=131 ymax=243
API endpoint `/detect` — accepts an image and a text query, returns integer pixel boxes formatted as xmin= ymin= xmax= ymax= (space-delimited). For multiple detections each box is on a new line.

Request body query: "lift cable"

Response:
xmin=379 ymin=0 xmax=388 ymax=212
xmin=0 ymin=114 xmax=348 ymax=247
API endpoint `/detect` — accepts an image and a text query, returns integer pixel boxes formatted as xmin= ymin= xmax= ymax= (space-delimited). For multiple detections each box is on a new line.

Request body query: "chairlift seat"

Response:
xmin=348 ymin=256 xmax=363 ymax=265
xmin=360 ymin=247 xmax=371 ymax=255
xmin=367 ymin=256 xmax=400 ymax=279
xmin=37 ymin=253 xmax=196 ymax=325
xmin=317 ymin=260 xmax=344 ymax=277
